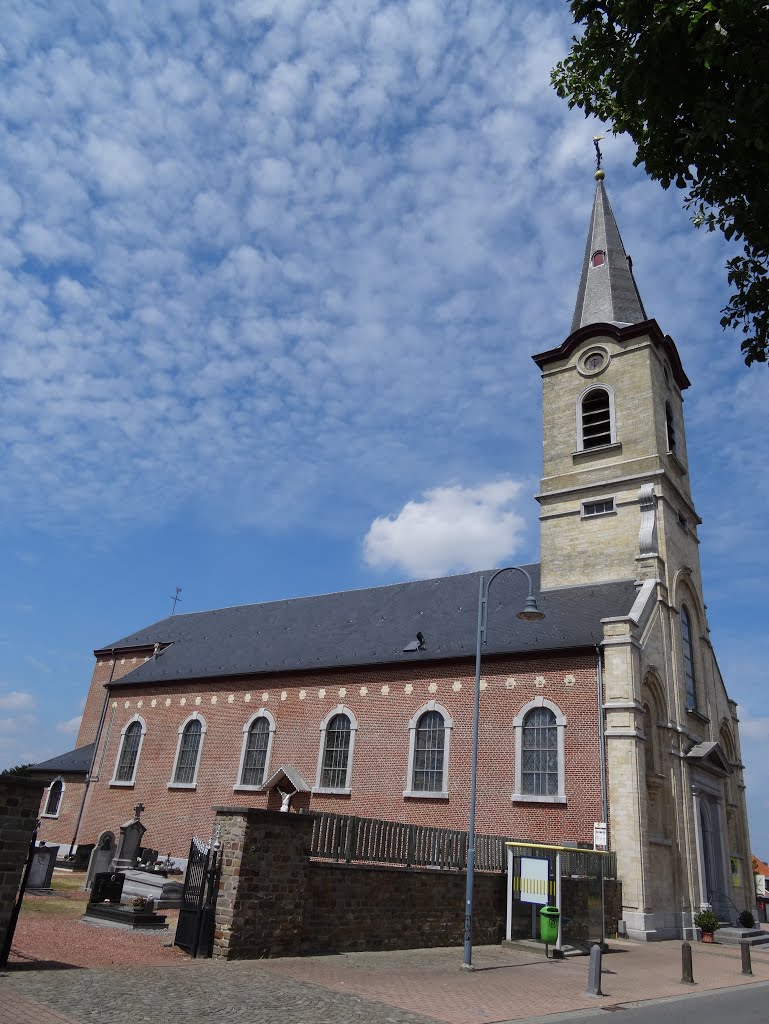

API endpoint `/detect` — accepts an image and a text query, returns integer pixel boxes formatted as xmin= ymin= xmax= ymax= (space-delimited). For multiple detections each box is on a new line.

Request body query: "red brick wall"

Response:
xmin=35 ymin=775 xmax=86 ymax=847
xmin=76 ymin=652 xmax=153 ymax=749
xmin=76 ymin=651 xmax=603 ymax=857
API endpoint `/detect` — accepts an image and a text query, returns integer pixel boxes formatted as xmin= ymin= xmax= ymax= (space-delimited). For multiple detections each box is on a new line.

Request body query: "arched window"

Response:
xmin=513 ymin=698 xmax=566 ymax=803
xmin=665 ymin=401 xmax=676 ymax=453
xmin=578 ymin=386 xmax=614 ymax=450
xmin=314 ymin=706 xmax=358 ymax=793
xmin=111 ymin=716 xmax=146 ymax=785
xmin=43 ymin=778 xmax=63 ymax=817
xmin=236 ymin=710 xmax=275 ymax=789
xmin=522 ymin=707 xmax=557 ymax=795
xmin=591 ymin=250 xmax=605 ymax=267
xmin=681 ymin=605 xmax=697 ymax=710
xmin=170 ymin=713 xmax=206 ymax=787
xmin=404 ymin=702 xmax=453 ymax=798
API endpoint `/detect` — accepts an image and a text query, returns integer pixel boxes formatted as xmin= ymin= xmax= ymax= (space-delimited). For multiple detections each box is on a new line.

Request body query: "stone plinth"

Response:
xmin=82 ymin=903 xmax=168 ymax=930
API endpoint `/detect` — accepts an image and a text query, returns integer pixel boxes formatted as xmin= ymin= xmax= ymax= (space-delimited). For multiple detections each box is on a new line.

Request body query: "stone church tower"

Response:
xmin=532 ymin=169 xmax=753 ymax=939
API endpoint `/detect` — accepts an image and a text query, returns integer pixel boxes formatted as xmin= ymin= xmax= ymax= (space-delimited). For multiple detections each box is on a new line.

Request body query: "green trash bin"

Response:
xmin=539 ymin=905 xmax=560 ymax=944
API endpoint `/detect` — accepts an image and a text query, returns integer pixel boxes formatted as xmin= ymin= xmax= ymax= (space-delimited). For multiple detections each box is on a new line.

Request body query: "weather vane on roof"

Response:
xmin=170 ymin=586 xmax=182 ymax=614
xmin=593 ymin=135 xmax=605 ymax=180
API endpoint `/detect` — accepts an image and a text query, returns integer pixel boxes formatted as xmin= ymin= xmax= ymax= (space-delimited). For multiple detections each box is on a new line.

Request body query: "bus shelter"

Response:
xmin=505 ymin=842 xmax=616 ymax=952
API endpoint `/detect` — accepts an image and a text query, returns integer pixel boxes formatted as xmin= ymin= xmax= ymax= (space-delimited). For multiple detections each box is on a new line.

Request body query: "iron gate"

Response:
xmin=174 ymin=832 xmax=221 ymax=958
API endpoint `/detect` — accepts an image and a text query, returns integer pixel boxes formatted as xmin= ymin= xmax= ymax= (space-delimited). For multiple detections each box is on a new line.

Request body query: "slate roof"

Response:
xmin=571 ymin=178 xmax=647 ymax=333
xmin=30 ymin=742 xmax=96 ymax=776
xmin=100 ymin=564 xmax=639 ymax=688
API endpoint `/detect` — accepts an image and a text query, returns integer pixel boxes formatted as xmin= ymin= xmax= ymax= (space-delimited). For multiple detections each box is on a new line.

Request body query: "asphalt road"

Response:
xmin=516 ymin=980 xmax=769 ymax=1024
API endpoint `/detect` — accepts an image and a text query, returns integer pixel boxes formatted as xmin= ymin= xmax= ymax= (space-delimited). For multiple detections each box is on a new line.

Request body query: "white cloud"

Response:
xmin=56 ymin=715 xmax=82 ymax=735
xmin=738 ymin=706 xmax=769 ymax=744
xmin=0 ymin=689 xmax=36 ymax=711
xmin=363 ymin=480 xmax=528 ymax=579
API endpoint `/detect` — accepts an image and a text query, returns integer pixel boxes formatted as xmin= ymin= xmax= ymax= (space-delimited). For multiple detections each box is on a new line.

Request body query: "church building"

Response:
xmin=33 ymin=169 xmax=753 ymax=941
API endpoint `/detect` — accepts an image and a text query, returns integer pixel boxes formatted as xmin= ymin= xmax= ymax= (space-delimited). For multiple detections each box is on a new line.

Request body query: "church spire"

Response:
xmin=570 ymin=169 xmax=647 ymax=334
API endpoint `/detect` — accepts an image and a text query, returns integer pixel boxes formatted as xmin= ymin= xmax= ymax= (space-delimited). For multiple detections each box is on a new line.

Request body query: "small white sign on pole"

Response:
xmin=519 ymin=856 xmax=549 ymax=905
xmin=593 ymin=822 xmax=608 ymax=850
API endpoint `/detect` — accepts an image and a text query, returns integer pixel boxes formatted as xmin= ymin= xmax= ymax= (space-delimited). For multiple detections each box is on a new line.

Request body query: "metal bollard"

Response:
xmin=681 ymin=941 xmax=694 ymax=984
xmin=585 ymin=943 xmax=603 ymax=997
xmin=741 ymin=940 xmax=752 ymax=976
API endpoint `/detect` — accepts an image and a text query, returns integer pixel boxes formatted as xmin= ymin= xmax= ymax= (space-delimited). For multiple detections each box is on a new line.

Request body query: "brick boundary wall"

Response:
xmin=0 ymin=776 xmax=45 ymax=955
xmin=212 ymin=807 xmax=506 ymax=960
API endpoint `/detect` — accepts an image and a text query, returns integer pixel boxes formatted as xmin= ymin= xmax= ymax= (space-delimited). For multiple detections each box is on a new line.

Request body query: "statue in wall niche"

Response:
xmin=277 ymin=788 xmax=292 ymax=812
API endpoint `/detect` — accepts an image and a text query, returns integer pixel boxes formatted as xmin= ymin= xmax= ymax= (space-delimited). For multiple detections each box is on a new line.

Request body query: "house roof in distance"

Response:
xmin=30 ymin=742 xmax=96 ymax=776
xmin=101 ymin=565 xmax=639 ymax=687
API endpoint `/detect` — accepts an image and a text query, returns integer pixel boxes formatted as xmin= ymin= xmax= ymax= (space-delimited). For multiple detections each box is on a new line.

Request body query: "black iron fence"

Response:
xmin=309 ymin=811 xmax=507 ymax=872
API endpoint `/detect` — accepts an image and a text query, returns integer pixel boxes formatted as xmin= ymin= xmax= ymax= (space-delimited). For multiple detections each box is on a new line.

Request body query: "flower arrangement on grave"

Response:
xmin=132 ymin=896 xmax=147 ymax=910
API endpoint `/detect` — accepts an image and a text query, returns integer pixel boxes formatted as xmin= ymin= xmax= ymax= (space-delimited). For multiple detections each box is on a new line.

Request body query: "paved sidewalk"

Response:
xmin=4 ymin=939 xmax=769 ymax=1024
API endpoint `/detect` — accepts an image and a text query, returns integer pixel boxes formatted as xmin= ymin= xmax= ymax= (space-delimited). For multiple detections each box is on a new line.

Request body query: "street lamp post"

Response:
xmin=463 ymin=565 xmax=544 ymax=969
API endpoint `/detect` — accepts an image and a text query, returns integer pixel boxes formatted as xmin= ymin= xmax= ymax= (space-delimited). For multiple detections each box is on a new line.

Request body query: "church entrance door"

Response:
xmin=700 ymin=800 xmax=729 ymax=921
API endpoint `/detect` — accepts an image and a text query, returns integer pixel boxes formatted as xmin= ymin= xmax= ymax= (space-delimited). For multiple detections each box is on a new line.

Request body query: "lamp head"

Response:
xmin=517 ymin=595 xmax=545 ymax=621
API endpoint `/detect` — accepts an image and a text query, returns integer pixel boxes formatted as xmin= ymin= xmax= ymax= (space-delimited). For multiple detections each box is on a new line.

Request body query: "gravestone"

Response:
xmin=85 ymin=831 xmax=116 ymax=891
xmin=123 ymin=870 xmax=184 ymax=909
xmin=27 ymin=843 xmax=59 ymax=891
xmin=91 ymin=871 xmax=126 ymax=905
xmin=110 ymin=803 xmax=147 ymax=872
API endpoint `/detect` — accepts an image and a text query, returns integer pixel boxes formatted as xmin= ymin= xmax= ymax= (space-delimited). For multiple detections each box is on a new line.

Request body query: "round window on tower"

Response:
xmin=579 ymin=348 xmax=609 ymax=377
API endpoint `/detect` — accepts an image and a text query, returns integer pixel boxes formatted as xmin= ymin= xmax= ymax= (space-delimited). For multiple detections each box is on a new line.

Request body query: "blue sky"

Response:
xmin=2 ymin=1 xmax=768 ymax=857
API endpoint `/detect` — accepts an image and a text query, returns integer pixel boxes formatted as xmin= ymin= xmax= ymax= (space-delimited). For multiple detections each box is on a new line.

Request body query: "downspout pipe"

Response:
xmin=69 ymin=649 xmax=117 ymax=852
xmin=596 ymin=645 xmax=608 ymax=832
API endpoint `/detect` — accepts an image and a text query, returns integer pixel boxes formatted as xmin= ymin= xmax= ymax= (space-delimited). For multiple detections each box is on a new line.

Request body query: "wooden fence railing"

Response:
xmin=308 ymin=811 xmax=507 ymax=872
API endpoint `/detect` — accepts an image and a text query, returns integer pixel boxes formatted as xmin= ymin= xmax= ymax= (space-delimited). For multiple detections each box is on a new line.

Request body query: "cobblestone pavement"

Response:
xmin=2 ymin=962 xmax=438 ymax=1024
xmin=4 ymin=940 xmax=769 ymax=1024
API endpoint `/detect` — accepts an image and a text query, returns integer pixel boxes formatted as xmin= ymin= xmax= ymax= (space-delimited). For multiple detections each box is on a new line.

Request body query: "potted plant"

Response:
xmin=694 ymin=909 xmax=720 ymax=942
xmin=131 ymin=896 xmax=148 ymax=912
xmin=738 ymin=909 xmax=755 ymax=929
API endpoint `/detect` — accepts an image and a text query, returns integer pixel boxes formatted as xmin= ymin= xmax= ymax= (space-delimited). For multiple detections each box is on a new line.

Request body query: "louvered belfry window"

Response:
xmin=522 ymin=706 xmax=558 ymax=796
xmin=581 ymin=388 xmax=612 ymax=448
xmin=413 ymin=710 xmax=445 ymax=791
xmin=666 ymin=401 xmax=676 ymax=453
xmin=681 ymin=605 xmax=697 ymax=710
xmin=241 ymin=716 xmax=271 ymax=786
xmin=115 ymin=721 xmax=142 ymax=782
xmin=174 ymin=719 xmax=202 ymax=784
xmin=321 ymin=713 xmax=352 ymax=788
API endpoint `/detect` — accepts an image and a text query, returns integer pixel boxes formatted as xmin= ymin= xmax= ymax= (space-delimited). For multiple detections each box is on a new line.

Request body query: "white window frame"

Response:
xmin=576 ymin=383 xmax=617 ymax=452
xmin=313 ymin=705 xmax=358 ymax=795
xmin=42 ymin=776 xmax=65 ymax=818
xmin=110 ymin=714 xmax=147 ymax=787
xmin=404 ymin=701 xmax=453 ymax=799
xmin=234 ymin=708 xmax=276 ymax=791
xmin=168 ymin=711 xmax=207 ymax=789
xmin=512 ymin=696 xmax=567 ymax=804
